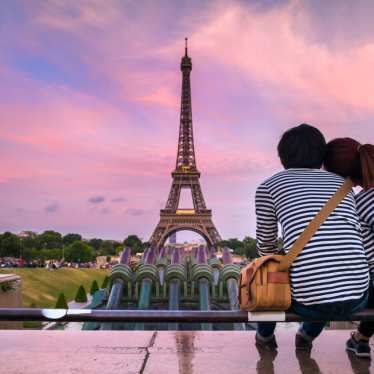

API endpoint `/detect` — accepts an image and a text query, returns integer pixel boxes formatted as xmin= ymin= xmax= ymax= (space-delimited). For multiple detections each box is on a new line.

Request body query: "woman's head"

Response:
xmin=324 ymin=137 xmax=374 ymax=190
xmin=278 ymin=124 xmax=326 ymax=169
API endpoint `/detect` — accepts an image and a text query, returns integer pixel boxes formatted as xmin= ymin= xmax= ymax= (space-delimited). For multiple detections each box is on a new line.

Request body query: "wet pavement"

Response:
xmin=0 ymin=330 xmax=372 ymax=373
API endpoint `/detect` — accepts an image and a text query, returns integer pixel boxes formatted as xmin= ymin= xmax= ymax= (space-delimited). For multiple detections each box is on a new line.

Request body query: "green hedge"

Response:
xmin=55 ymin=292 xmax=68 ymax=309
xmin=101 ymin=275 xmax=109 ymax=289
xmin=75 ymin=285 xmax=87 ymax=303
xmin=89 ymin=280 xmax=99 ymax=295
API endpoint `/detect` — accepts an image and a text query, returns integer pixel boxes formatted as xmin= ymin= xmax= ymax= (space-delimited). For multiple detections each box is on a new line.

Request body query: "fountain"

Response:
xmin=84 ymin=245 xmax=251 ymax=331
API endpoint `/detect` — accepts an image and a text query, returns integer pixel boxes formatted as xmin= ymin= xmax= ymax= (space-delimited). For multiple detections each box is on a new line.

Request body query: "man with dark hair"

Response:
xmin=277 ymin=124 xmax=326 ymax=169
xmin=255 ymin=124 xmax=369 ymax=351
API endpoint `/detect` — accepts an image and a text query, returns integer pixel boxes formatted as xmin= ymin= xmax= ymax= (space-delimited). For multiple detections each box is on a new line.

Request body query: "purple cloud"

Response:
xmin=88 ymin=196 xmax=105 ymax=204
xmin=45 ymin=202 xmax=59 ymax=213
xmin=126 ymin=208 xmax=148 ymax=217
xmin=112 ymin=197 xmax=126 ymax=203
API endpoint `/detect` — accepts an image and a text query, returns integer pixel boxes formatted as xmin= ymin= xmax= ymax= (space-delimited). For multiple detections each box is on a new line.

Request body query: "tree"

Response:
xmin=243 ymin=236 xmax=258 ymax=259
xmin=218 ymin=236 xmax=258 ymax=259
xmin=75 ymin=285 xmax=88 ymax=303
xmin=98 ymin=240 xmax=117 ymax=256
xmin=21 ymin=235 xmax=38 ymax=251
xmin=123 ymin=235 xmax=143 ymax=253
xmin=88 ymin=238 xmax=103 ymax=251
xmin=101 ymin=275 xmax=109 ymax=289
xmin=49 ymin=248 xmax=63 ymax=260
xmin=115 ymin=246 xmax=123 ymax=256
xmin=62 ymin=233 xmax=82 ymax=246
xmin=90 ymin=280 xmax=99 ymax=295
xmin=277 ymin=237 xmax=284 ymax=249
xmin=55 ymin=292 xmax=68 ymax=309
xmin=30 ymin=248 xmax=63 ymax=262
xmin=141 ymin=241 xmax=150 ymax=251
xmin=38 ymin=230 xmax=62 ymax=249
xmin=64 ymin=241 xmax=95 ymax=263
xmin=22 ymin=248 xmax=33 ymax=262
xmin=0 ymin=232 xmax=21 ymax=257
xmin=219 ymin=238 xmax=244 ymax=255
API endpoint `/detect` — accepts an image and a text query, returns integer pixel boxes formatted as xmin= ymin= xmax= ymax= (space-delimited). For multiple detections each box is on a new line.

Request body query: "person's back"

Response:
xmin=257 ymin=168 xmax=369 ymax=305
xmin=255 ymin=124 xmax=369 ymax=352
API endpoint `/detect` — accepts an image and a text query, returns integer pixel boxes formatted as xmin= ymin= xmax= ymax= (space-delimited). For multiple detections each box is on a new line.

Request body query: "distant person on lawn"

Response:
xmin=324 ymin=138 xmax=374 ymax=358
xmin=255 ymin=124 xmax=369 ymax=351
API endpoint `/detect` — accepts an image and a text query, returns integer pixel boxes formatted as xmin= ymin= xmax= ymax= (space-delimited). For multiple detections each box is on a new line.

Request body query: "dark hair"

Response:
xmin=324 ymin=138 xmax=374 ymax=190
xmin=277 ymin=124 xmax=326 ymax=169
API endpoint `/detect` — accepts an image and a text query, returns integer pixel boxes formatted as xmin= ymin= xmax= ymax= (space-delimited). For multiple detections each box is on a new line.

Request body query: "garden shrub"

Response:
xmin=75 ymin=285 xmax=87 ymax=303
xmin=101 ymin=275 xmax=109 ymax=289
xmin=89 ymin=280 xmax=99 ymax=295
xmin=55 ymin=292 xmax=68 ymax=309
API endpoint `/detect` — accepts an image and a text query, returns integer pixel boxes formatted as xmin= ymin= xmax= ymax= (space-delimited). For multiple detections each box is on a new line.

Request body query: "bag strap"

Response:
xmin=277 ymin=178 xmax=354 ymax=272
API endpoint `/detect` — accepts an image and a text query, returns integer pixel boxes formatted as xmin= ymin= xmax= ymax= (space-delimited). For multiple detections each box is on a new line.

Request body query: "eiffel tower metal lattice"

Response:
xmin=149 ymin=39 xmax=222 ymax=248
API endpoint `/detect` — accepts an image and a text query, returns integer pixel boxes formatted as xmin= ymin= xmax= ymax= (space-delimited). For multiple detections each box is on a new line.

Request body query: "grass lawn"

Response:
xmin=0 ymin=268 xmax=109 ymax=308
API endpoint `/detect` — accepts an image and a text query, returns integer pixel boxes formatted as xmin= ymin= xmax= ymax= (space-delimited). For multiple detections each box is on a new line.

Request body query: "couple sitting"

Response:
xmin=255 ymin=124 xmax=374 ymax=358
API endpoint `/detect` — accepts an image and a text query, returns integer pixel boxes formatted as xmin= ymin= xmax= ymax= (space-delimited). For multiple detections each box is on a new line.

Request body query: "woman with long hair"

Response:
xmin=324 ymin=138 xmax=374 ymax=358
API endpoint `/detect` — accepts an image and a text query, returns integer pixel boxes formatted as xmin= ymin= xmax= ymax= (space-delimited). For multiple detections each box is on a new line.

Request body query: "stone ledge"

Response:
xmin=0 ymin=273 xmax=21 ymax=284
xmin=0 ymin=330 xmax=372 ymax=373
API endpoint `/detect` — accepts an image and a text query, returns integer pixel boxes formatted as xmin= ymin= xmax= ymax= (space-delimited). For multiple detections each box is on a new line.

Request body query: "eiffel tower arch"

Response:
xmin=150 ymin=39 xmax=222 ymax=248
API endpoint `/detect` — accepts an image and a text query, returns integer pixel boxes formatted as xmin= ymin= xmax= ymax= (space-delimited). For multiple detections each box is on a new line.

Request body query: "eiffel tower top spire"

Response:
xmin=176 ymin=38 xmax=196 ymax=171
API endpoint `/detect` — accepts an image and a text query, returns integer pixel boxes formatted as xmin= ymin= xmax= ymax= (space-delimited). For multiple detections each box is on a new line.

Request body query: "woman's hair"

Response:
xmin=277 ymin=123 xmax=326 ymax=169
xmin=324 ymin=137 xmax=374 ymax=190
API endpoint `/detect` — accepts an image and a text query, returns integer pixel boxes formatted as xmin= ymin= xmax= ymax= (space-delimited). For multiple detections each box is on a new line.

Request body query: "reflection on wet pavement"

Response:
xmin=256 ymin=345 xmax=278 ymax=374
xmin=1 ymin=330 xmax=373 ymax=373
xmin=296 ymin=350 xmax=322 ymax=374
xmin=347 ymin=351 xmax=371 ymax=374
xmin=176 ymin=331 xmax=195 ymax=374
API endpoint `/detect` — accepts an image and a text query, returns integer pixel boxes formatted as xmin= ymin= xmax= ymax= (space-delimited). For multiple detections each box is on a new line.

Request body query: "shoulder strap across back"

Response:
xmin=277 ymin=178 xmax=354 ymax=272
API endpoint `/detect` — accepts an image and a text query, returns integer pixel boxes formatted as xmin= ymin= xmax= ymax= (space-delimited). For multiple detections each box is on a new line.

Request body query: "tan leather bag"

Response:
xmin=238 ymin=178 xmax=353 ymax=312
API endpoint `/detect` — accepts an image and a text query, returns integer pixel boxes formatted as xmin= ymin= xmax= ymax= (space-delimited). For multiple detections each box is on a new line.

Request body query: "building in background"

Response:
xmin=18 ymin=231 xmax=37 ymax=238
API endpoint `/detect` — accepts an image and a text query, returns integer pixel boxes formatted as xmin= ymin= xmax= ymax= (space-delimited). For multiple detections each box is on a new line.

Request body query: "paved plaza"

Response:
xmin=0 ymin=330 xmax=372 ymax=373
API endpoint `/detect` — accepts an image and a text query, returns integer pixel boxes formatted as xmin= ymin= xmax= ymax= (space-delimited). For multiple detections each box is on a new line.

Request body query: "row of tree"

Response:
xmin=218 ymin=237 xmax=258 ymax=259
xmin=219 ymin=237 xmax=284 ymax=259
xmin=0 ymin=231 xmax=146 ymax=262
xmin=0 ymin=230 xmax=263 ymax=261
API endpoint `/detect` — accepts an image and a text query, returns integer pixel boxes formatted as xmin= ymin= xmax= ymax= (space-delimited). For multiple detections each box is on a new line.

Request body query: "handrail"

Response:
xmin=1 ymin=308 xmax=374 ymax=322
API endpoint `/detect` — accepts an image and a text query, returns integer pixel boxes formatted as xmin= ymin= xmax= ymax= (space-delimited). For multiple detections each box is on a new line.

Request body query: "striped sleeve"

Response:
xmin=356 ymin=189 xmax=374 ymax=278
xmin=255 ymin=182 xmax=279 ymax=256
xmin=359 ymin=190 xmax=374 ymax=230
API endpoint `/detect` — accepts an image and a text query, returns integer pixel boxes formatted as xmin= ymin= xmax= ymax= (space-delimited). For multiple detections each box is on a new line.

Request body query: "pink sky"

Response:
xmin=1 ymin=0 xmax=373 ymax=241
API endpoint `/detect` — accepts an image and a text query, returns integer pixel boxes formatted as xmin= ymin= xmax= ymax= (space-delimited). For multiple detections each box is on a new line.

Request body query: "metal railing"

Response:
xmin=1 ymin=308 xmax=374 ymax=323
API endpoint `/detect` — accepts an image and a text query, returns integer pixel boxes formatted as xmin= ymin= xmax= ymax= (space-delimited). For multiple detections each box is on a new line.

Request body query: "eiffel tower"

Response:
xmin=150 ymin=39 xmax=222 ymax=248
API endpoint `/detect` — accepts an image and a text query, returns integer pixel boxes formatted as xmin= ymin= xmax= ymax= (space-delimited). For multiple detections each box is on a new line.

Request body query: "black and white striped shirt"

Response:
xmin=256 ymin=169 xmax=369 ymax=305
xmin=356 ymin=188 xmax=374 ymax=279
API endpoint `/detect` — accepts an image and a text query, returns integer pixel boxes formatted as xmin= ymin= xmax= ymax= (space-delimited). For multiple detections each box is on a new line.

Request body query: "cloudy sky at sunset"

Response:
xmin=1 ymin=0 xmax=374 ymax=241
